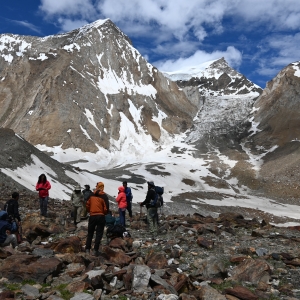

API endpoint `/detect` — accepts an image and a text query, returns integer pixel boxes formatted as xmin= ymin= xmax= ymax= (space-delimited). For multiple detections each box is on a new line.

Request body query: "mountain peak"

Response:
xmin=163 ymin=58 xmax=262 ymax=96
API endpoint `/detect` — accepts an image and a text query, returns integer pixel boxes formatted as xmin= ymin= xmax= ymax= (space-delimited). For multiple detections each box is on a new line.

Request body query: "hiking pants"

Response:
xmin=147 ymin=207 xmax=158 ymax=236
xmin=0 ymin=234 xmax=17 ymax=248
xmin=39 ymin=196 xmax=48 ymax=217
xmin=119 ymin=208 xmax=126 ymax=228
xmin=81 ymin=201 xmax=87 ymax=218
xmin=73 ymin=206 xmax=82 ymax=223
xmin=85 ymin=215 xmax=106 ymax=251
xmin=126 ymin=201 xmax=133 ymax=218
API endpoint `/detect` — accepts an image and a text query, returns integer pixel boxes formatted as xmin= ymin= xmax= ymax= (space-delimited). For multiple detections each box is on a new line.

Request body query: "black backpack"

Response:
xmin=149 ymin=186 xmax=164 ymax=208
xmin=106 ymin=224 xmax=129 ymax=239
xmin=4 ymin=200 xmax=15 ymax=218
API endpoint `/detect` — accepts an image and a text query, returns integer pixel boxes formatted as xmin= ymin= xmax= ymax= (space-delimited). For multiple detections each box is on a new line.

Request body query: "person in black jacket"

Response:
xmin=4 ymin=192 xmax=21 ymax=230
xmin=139 ymin=181 xmax=158 ymax=237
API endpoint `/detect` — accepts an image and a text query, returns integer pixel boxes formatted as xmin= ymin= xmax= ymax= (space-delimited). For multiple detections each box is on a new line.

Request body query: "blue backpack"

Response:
xmin=0 ymin=210 xmax=8 ymax=220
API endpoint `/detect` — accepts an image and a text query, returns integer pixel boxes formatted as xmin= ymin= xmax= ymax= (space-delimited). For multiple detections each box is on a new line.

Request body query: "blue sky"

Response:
xmin=1 ymin=0 xmax=300 ymax=88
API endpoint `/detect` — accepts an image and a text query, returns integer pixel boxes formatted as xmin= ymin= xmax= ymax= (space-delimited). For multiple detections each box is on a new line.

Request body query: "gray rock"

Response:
xmin=157 ymin=294 xmax=179 ymax=300
xmin=132 ymin=265 xmax=152 ymax=292
xmin=150 ymin=273 xmax=177 ymax=295
xmin=32 ymin=248 xmax=54 ymax=257
xmin=70 ymin=292 xmax=94 ymax=300
xmin=256 ymin=248 xmax=268 ymax=256
xmin=21 ymin=284 xmax=40 ymax=298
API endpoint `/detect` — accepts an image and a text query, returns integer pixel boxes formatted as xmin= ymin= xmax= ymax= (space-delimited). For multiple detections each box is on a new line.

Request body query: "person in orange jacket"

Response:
xmin=85 ymin=182 xmax=108 ymax=256
xmin=116 ymin=186 xmax=127 ymax=228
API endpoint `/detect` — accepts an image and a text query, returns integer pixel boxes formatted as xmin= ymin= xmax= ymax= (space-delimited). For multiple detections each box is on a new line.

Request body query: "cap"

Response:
xmin=75 ymin=185 xmax=81 ymax=190
xmin=147 ymin=181 xmax=155 ymax=187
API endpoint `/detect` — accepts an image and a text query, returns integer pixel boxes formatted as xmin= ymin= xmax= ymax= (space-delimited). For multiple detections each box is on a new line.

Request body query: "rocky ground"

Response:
xmin=1 ymin=195 xmax=300 ymax=300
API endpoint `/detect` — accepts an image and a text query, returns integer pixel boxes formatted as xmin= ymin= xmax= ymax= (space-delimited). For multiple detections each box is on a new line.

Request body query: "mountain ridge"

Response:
xmin=1 ymin=19 xmax=300 ymax=221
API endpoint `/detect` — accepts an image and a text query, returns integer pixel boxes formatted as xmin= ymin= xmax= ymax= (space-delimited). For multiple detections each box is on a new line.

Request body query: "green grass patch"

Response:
xmin=210 ymin=280 xmax=233 ymax=292
xmin=22 ymin=279 xmax=37 ymax=285
xmin=56 ymin=284 xmax=74 ymax=300
xmin=4 ymin=283 xmax=20 ymax=291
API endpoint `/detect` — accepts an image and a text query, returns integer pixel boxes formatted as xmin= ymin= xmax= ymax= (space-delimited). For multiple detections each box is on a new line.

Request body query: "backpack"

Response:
xmin=106 ymin=224 xmax=127 ymax=239
xmin=83 ymin=189 xmax=93 ymax=202
xmin=149 ymin=186 xmax=164 ymax=208
xmin=4 ymin=199 xmax=15 ymax=218
xmin=0 ymin=210 xmax=8 ymax=220
xmin=155 ymin=186 xmax=164 ymax=196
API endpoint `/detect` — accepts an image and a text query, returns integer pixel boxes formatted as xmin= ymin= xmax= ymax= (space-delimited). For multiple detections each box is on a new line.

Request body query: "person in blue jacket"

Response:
xmin=0 ymin=211 xmax=17 ymax=248
xmin=123 ymin=181 xmax=133 ymax=222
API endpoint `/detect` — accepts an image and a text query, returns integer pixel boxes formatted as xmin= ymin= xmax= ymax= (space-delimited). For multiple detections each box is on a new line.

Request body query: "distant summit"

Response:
xmin=163 ymin=57 xmax=262 ymax=96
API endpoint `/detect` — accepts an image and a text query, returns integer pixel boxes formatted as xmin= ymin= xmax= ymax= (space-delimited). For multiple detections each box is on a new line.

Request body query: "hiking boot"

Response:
xmin=91 ymin=250 xmax=100 ymax=257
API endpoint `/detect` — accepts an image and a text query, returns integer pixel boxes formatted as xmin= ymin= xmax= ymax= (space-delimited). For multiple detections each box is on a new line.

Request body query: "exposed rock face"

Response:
xmin=0 ymin=19 xmax=196 ymax=152
xmin=240 ymin=61 xmax=300 ymax=200
xmin=252 ymin=61 xmax=300 ymax=147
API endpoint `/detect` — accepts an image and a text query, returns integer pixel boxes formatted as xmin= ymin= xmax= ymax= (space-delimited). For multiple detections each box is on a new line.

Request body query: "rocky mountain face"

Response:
xmin=239 ymin=61 xmax=300 ymax=200
xmin=0 ymin=19 xmax=195 ymax=153
xmin=2 ymin=17 xmax=300 ymax=213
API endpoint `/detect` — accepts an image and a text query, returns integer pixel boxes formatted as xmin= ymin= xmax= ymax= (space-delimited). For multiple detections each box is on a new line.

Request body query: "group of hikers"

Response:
xmin=0 ymin=173 xmax=163 ymax=256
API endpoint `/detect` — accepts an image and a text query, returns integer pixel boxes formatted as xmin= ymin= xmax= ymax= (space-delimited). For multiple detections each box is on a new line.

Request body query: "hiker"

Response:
xmin=139 ymin=181 xmax=158 ymax=237
xmin=123 ymin=181 xmax=133 ymax=222
xmin=85 ymin=182 xmax=108 ymax=256
xmin=36 ymin=173 xmax=51 ymax=217
xmin=93 ymin=182 xmax=109 ymax=211
xmin=116 ymin=186 xmax=127 ymax=228
xmin=82 ymin=184 xmax=93 ymax=219
xmin=4 ymin=192 xmax=22 ymax=243
xmin=0 ymin=211 xmax=17 ymax=248
xmin=4 ymin=192 xmax=21 ymax=226
xmin=71 ymin=185 xmax=84 ymax=225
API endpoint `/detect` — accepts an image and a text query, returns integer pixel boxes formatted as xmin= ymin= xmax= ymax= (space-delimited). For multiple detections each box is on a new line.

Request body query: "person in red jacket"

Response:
xmin=116 ymin=186 xmax=127 ymax=228
xmin=36 ymin=174 xmax=51 ymax=217
xmin=85 ymin=182 xmax=108 ymax=256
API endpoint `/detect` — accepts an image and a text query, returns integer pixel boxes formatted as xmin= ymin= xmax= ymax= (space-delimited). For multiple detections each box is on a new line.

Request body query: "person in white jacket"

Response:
xmin=71 ymin=185 xmax=84 ymax=225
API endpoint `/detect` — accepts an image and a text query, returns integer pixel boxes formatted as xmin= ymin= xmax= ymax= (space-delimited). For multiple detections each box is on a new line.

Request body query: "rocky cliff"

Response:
xmin=0 ymin=19 xmax=196 ymax=153
xmin=240 ymin=61 xmax=300 ymax=200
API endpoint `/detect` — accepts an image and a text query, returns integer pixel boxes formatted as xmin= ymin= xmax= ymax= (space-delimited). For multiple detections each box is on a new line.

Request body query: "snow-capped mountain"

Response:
xmin=2 ymin=19 xmax=300 ymax=221
xmin=163 ymin=57 xmax=262 ymax=98
xmin=0 ymin=19 xmax=196 ymax=159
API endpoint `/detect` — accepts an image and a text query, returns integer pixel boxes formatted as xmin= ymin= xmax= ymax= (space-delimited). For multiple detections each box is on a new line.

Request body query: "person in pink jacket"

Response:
xmin=36 ymin=174 xmax=51 ymax=217
xmin=116 ymin=186 xmax=127 ymax=228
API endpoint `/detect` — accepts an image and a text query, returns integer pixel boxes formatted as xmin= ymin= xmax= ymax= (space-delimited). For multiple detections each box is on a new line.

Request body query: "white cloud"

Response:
xmin=37 ymin=0 xmax=300 ymax=83
xmin=98 ymin=0 xmax=227 ymax=42
xmin=9 ymin=20 xmax=42 ymax=34
xmin=57 ymin=18 xmax=88 ymax=32
xmin=154 ymin=46 xmax=242 ymax=72
xmin=153 ymin=40 xmax=201 ymax=57
xmin=39 ymin=0 xmax=96 ymax=19
xmin=230 ymin=0 xmax=300 ymax=31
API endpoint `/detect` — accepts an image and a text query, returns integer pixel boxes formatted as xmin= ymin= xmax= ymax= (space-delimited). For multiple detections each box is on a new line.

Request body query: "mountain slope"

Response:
xmin=239 ymin=61 xmax=300 ymax=200
xmin=0 ymin=19 xmax=196 ymax=154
